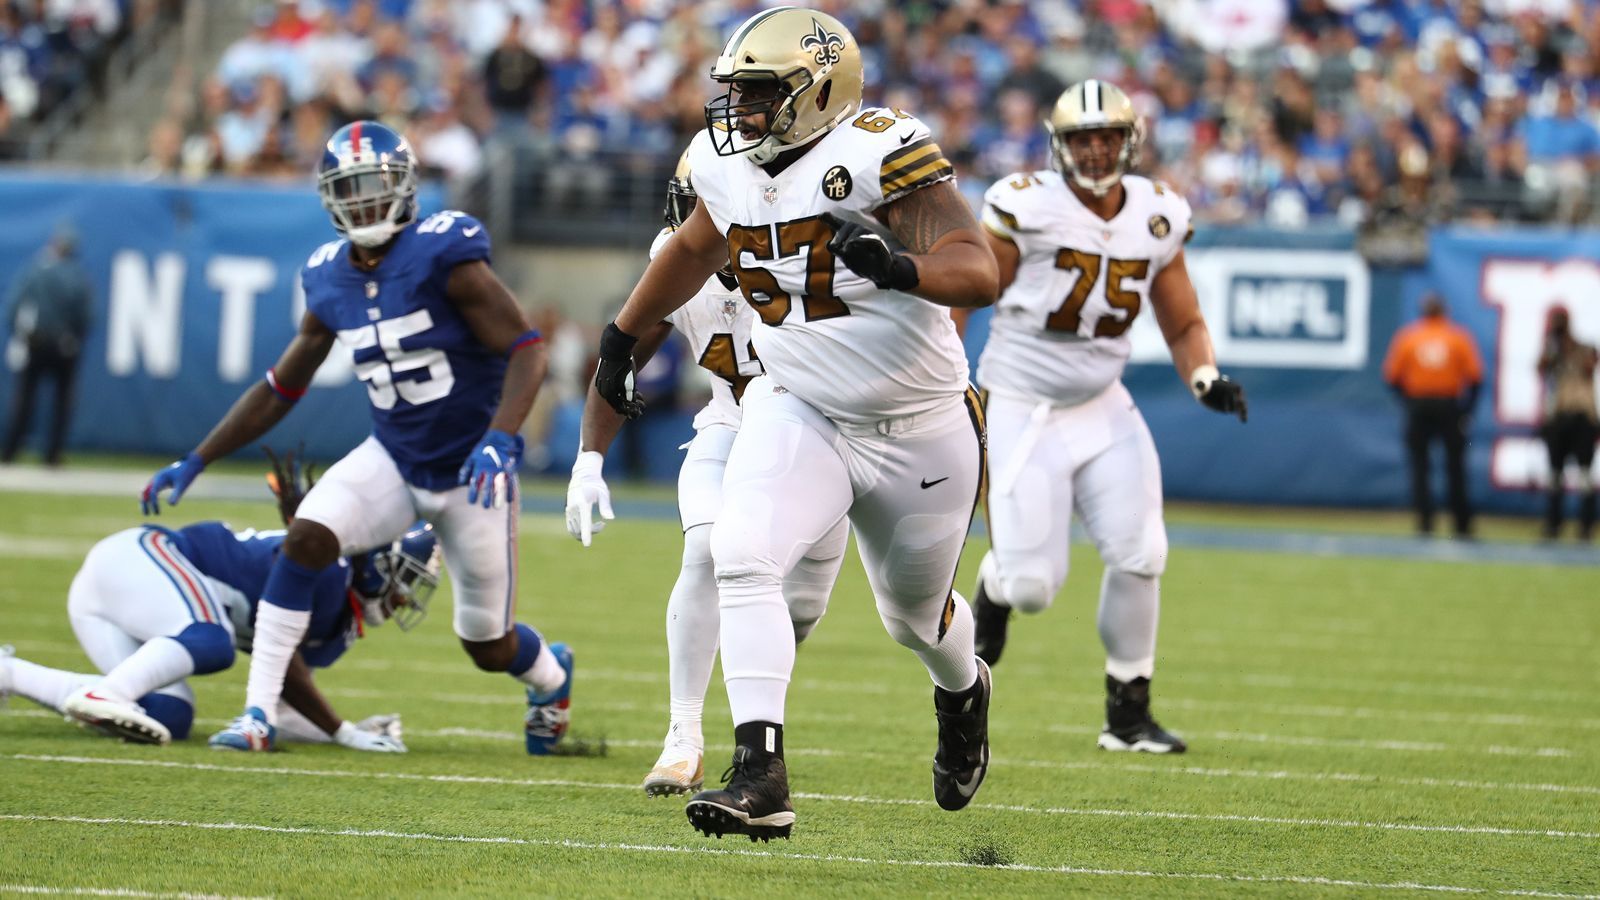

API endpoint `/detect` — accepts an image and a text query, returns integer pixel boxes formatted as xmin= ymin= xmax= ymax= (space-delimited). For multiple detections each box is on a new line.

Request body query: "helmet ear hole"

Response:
xmin=816 ymin=80 xmax=832 ymax=110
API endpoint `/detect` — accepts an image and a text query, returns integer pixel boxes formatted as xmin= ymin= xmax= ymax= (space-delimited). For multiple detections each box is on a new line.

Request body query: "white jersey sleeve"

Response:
xmin=682 ymin=114 xmax=969 ymax=424
xmin=976 ymin=173 xmax=1192 ymax=407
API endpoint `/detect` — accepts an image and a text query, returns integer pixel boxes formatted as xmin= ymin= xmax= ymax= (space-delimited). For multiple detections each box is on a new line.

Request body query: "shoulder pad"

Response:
xmin=304 ymin=239 xmax=345 ymax=270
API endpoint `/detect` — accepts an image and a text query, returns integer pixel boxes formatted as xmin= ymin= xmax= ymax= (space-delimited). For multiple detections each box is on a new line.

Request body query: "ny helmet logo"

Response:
xmin=801 ymin=19 xmax=843 ymax=67
xmin=338 ymin=135 xmax=376 ymax=166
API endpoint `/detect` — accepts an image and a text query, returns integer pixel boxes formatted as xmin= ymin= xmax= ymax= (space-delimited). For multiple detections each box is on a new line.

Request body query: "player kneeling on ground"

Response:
xmin=1 ymin=454 xmax=431 ymax=750
xmin=953 ymin=80 xmax=1247 ymax=754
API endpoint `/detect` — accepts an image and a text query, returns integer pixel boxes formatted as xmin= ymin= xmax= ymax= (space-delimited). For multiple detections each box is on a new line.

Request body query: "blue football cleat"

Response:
xmin=209 ymin=706 xmax=277 ymax=752
xmin=525 ymin=642 xmax=573 ymax=755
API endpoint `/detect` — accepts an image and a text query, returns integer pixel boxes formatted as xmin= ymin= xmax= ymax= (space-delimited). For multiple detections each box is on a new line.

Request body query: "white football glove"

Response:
xmin=334 ymin=714 xmax=407 ymax=753
xmin=565 ymin=450 xmax=614 ymax=547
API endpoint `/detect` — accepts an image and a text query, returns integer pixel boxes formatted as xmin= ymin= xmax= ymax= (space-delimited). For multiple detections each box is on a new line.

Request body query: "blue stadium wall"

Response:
xmin=0 ymin=175 xmax=1594 ymax=514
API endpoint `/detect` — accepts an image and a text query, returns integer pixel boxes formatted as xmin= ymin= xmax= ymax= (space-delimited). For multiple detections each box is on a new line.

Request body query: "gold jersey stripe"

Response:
xmin=879 ymin=143 xmax=940 ymax=185
xmin=882 ymin=157 xmax=954 ymax=197
xmin=880 ymin=136 xmax=936 ymax=173
xmin=987 ymin=204 xmax=1021 ymax=234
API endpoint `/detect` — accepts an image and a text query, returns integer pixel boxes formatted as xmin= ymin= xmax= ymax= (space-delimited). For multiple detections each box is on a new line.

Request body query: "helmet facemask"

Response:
xmin=705 ymin=71 xmax=816 ymax=165
xmin=1049 ymin=122 xmax=1141 ymax=197
xmin=318 ymin=159 xmax=418 ymax=248
xmin=353 ymin=537 xmax=440 ymax=632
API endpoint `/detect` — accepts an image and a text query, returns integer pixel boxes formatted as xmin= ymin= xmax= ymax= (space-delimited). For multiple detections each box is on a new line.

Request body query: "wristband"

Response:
xmin=1188 ymin=364 xmax=1219 ymax=401
xmin=508 ymin=329 xmax=542 ymax=357
xmin=600 ymin=322 xmax=639 ymax=359
xmin=265 ymin=368 xmax=307 ymax=402
xmin=888 ymin=253 xmax=919 ymax=291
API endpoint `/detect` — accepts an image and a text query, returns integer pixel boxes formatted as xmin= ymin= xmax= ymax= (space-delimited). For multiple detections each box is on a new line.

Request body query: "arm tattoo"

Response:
xmin=882 ymin=181 xmax=980 ymax=254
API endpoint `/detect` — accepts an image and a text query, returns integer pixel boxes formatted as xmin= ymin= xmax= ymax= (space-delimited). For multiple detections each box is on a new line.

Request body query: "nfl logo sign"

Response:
xmin=762 ymin=184 xmax=779 ymax=205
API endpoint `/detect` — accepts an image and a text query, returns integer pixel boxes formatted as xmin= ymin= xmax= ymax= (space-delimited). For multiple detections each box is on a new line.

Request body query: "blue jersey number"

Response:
xmin=339 ymin=310 xmax=456 ymax=409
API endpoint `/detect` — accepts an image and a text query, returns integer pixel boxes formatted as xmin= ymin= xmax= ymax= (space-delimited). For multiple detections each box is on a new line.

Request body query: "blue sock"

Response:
xmin=261 ymin=555 xmax=324 ymax=612
xmin=508 ymin=623 xmax=542 ymax=678
xmin=172 ymin=622 xmax=235 ymax=675
xmin=137 ymin=693 xmax=195 ymax=741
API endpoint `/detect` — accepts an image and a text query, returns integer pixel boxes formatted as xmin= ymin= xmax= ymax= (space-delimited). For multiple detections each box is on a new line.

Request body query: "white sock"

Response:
xmin=99 ymin=637 xmax=195 ymax=702
xmin=245 ymin=604 xmax=312 ymax=725
xmin=10 ymin=658 xmax=97 ymax=711
xmin=917 ymin=591 xmax=979 ymax=692
xmin=516 ymin=642 xmax=567 ymax=695
xmin=717 ymin=572 xmax=791 ymax=725
xmin=666 ymin=717 xmax=703 ymax=749
xmin=1099 ymin=569 xmax=1159 ymax=682
xmin=667 ymin=525 xmax=719 ymax=723
xmin=274 ymin=703 xmax=333 ymax=743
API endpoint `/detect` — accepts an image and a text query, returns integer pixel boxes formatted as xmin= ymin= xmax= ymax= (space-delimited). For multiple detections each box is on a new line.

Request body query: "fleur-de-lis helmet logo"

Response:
xmin=800 ymin=18 xmax=843 ymax=67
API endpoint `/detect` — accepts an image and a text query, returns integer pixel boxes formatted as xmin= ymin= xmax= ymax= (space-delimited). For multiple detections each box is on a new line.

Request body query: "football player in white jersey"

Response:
xmin=590 ymin=7 xmax=999 ymax=841
xmin=955 ymin=80 xmax=1247 ymax=754
xmin=566 ymin=153 xmax=849 ymax=798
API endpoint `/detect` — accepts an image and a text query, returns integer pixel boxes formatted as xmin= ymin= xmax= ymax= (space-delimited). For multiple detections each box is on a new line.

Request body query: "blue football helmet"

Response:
xmin=317 ymin=120 xmax=418 ymax=248
xmin=351 ymin=522 xmax=440 ymax=631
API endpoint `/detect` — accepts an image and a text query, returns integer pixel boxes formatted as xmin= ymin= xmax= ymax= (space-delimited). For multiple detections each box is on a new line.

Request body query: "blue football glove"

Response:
xmin=141 ymin=452 xmax=205 ymax=516
xmin=459 ymin=429 xmax=523 ymax=509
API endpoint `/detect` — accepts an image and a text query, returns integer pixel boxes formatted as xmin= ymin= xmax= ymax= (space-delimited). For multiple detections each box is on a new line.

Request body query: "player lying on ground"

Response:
xmin=1 ymin=453 xmax=432 ymax=750
xmin=594 ymin=8 xmax=998 ymax=841
xmin=566 ymin=153 xmax=849 ymax=796
xmin=952 ymin=80 xmax=1247 ymax=753
xmin=140 ymin=121 xmax=573 ymax=755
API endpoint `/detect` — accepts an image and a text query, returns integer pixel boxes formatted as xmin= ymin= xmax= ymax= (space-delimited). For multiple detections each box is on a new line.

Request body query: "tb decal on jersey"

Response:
xmin=822 ymin=165 xmax=852 ymax=201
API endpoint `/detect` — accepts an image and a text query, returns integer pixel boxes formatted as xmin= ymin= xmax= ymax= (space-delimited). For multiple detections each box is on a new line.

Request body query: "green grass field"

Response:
xmin=1 ymin=481 xmax=1597 ymax=898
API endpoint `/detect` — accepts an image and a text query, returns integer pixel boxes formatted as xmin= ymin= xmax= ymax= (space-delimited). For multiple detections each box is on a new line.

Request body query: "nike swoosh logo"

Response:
xmin=956 ymin=772 xmax=981 ymax=798
xmin=899 ymin=133 xmax=915 ymax=145
xmin=920 ymin=477 xmax=949 ymax=489
xmin=463 ymin=226 xmax=482 ymax=237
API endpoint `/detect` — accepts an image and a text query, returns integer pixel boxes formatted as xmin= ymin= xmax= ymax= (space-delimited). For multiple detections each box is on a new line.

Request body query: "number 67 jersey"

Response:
xmin=300 ymin=210 xmax=505 ymax=490
xmin=684 ymin=109 xmax=969 ymax=424
xmin=979 ymin=170 xmax=1191 ymax=407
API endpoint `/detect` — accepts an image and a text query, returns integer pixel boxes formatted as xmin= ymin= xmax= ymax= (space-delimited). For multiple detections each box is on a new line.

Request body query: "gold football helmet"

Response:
xmin=705 ymin=7 xmax=864 ymax=165
xmin=1046 ymin=79 xmax=1143 ymax=196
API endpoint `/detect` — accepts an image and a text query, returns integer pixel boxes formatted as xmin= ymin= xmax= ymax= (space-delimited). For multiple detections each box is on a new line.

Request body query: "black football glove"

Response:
xmin=1196 ymin=374 xmax=1247 ymax=423
xmin=823 ymin=212 xmax=918 ymax=291
xmin=594 ymin=322 xmax=645 ymax=420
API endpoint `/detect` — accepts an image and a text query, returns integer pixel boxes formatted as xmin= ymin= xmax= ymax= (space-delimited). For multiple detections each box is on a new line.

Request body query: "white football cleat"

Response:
xmin=642 ymin=724 xmax=704 ymax=797
xmin=63 ymin=685 xmax=171 ymax=745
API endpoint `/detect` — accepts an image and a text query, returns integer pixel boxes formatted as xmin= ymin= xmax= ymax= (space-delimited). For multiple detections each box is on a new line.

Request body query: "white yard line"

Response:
xmin=0 ymin=885 xmax=267 ymax=900
xmin=5 ymin=709 xmax=1596 ymax=797
xmin=2 ymin=814 xmax=1593 ymax=899
xmin=8 ymin=754 xmax=1597 ymax=842
xmin=1043 ymin=724 xmax=1575 ymax=758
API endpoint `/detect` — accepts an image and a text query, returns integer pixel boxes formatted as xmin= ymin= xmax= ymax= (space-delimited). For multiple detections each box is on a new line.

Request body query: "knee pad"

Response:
xmin=711 ymin=522 xmax=783 ymax=604
xmin=137 ymin=692 xmax=195 ymax=741
xmin=1101 ymin=531 xmax=1168 ymax=579
xmin=878 ymin=607 xmax=934 ymax=651
xmin=173 ymin=622 xmax=234 ymax=675
xmin=454 ymin=606 xmax=509 ymax=645
xmin=681 ymin=524 xmax=714 ymax=569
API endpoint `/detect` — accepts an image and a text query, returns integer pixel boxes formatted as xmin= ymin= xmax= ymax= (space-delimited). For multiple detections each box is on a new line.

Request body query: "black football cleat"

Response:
xmin=685 ymin=745 xmax=795 ymax=842
xmin=932 ymin=658 xmax=991 ymax=811
xmin=1098 ymin=674 xmax=1187 ymax=754
xmin=971 ymin=581 xmax=1011 ymax=667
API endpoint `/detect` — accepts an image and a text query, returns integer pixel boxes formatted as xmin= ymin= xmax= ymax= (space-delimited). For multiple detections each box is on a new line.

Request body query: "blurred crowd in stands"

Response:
xmin=19 ymin=0 xmax=1600 ymax=233
xmin=0 ymin=0 xmax=171 ymax=159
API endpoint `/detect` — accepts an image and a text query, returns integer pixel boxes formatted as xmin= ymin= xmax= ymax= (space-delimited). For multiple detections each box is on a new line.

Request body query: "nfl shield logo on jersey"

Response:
xmin=762 ymin=184 xmax=779 ymax=205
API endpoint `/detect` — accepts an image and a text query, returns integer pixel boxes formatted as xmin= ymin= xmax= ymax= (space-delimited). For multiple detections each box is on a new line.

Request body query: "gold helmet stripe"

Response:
xmin=1084 ymin=79 xmax=1101 ymax=115
xmin=721 ymin=6 xmax=789 ymax=60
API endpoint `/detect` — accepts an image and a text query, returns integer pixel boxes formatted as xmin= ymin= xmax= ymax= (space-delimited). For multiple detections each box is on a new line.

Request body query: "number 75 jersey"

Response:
xmin=299 ymin=211 xmax=505 ymax=490
xmin=978 ymin=171 xmax=1191 ymax=407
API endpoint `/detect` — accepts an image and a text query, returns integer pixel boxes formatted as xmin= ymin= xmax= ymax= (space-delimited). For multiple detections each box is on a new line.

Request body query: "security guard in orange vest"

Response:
xmin=1382 ymin=294 xmax=1484 ymax=537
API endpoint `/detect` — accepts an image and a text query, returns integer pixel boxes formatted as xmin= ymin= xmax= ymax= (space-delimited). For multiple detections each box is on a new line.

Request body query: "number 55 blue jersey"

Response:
xmin=301 ymin=211 xmax=505 ymax=490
